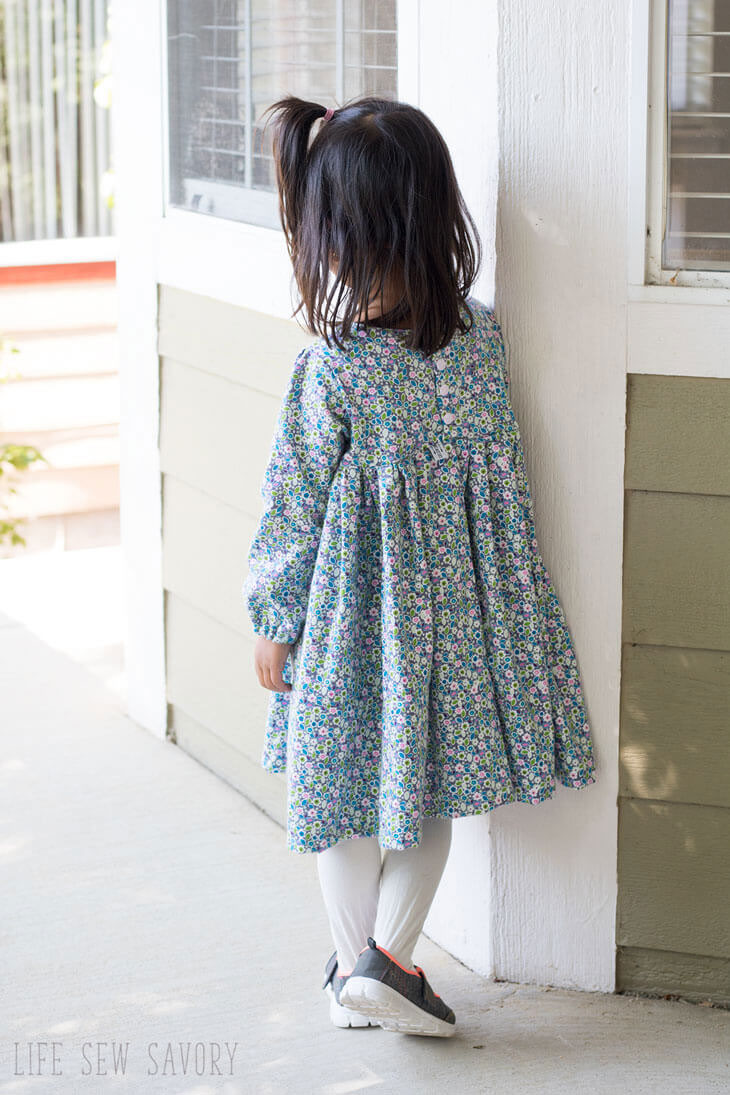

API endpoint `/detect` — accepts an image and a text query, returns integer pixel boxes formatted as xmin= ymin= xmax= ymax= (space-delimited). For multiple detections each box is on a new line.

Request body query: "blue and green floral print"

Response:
xmin=242 ymin=296 xmax=597 ymax=854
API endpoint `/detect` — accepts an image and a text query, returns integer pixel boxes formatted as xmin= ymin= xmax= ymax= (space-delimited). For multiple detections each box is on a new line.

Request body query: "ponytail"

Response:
xmin=261 ymin=93 xmax=481 ymax=356
xmin=261 ymin=97 xmax=331 ymax=259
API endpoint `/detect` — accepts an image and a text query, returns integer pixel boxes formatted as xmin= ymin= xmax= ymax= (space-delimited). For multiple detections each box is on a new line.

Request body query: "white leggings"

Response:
xmin=316 ymin=818 xmax=453 ymax=975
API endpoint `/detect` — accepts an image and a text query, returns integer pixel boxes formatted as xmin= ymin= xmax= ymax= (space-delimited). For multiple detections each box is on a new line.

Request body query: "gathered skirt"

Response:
xmin=261 ymin=425 xmax=597 ymax=855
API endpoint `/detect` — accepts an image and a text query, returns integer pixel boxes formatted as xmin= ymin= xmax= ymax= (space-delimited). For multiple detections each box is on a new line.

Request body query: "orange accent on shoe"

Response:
xmin=375 ymin=943 xmax=420 ymax=976
xmin=338 ymin=969 xmax=353 ymax=977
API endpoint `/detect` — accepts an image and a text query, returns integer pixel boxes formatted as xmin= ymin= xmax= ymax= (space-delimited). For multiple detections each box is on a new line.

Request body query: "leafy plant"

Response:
xmin=0 ymin=340 xmax=48 ymax=548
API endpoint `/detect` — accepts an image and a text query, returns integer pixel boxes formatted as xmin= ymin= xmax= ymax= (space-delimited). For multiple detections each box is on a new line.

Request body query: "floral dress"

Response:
xmin=242 ymin=296 xmax=597 ymax=854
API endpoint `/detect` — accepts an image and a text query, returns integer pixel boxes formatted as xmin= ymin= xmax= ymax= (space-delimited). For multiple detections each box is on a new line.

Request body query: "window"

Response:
xmin=166 ymin=0 xmax=398 ymax=229
xmin=664 ymin=0 xmax=730 ymax=272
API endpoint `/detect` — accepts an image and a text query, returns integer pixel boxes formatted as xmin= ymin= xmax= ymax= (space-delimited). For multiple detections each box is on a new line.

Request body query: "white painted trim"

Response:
xmin=179 ymin=178 xmax=280 ymax=229
xmin=628 ymin=300 xmax=730 ymax=377
xmin=492 ymin=0 xmax=621 ymax=993
xmin=112 ymin=0 xmax=167 ymax=737
xmin=628 ymin=283 xmax=730 ymax=305
xmin=627 ymin=0 xmax=730 ymax=384
xmin=627 ymin=0 xmax=650 ymax=287
xmin=397 ymin=0 xmax=420 ymax=105
xmin=645 ymin=0 xmax=667 ymax=286
xmin=642 ymin=0 xmax=730 ymax=291
xmin=0 ymin=236 xmax=117 ymax=266
xmin=159 ymin=0 xmax=170 ymax=219
xmin=157 ymin=208 xmax=296 ymax=318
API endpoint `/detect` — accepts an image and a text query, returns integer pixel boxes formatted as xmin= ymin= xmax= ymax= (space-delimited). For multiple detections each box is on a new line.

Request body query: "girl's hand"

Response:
xmin=253 ymin=635 xmax=293 ymax=692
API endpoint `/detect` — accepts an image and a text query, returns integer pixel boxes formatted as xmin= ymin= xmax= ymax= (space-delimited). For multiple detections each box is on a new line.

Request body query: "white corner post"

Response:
xmin=492 ymin=0 xmax=625 ymax=991
xmin=111 ymin=0 xmax=167 ymax=736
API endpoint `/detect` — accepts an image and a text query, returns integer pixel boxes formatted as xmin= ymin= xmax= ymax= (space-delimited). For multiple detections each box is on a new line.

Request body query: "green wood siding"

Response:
xmin=624 ymin=375 xmax=730 ymax=496
xmin=622 ymin=491 xmax=730 ymax=651
xmin=618 ymin=373 xmax=730 ymax=1006
xmin=620 ymin=646 xmax=730 ymax=809
xmin=617 ymin=800 xmax=730 ymax=957
xmin=158 ymin=285 xmax=317 ymax=825
xmin=616 ymin=947 xmax=730 ymax=1006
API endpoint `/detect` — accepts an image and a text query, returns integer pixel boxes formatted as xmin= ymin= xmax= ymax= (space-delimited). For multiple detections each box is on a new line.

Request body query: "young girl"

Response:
xmin=242 ymin=95 xmax=597 ymax=1038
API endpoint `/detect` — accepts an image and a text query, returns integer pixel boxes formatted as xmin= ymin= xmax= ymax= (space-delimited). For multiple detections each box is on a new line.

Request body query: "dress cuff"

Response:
xmin=254 ymin=620 xmax=300 ymax=645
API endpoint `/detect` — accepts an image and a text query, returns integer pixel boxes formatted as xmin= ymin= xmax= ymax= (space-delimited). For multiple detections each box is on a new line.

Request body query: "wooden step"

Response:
xmin=1 ymin=330 xmax=118 ymax=379
xmin=5 ymin=463 xmax=120 ymax=519
xmin=0 ymin=280 xmax=117 ymax=334
xmin=0 ymin=373 xmax=120 ymax=432
xmin=0 ymin=508 xmax=120 ymax=557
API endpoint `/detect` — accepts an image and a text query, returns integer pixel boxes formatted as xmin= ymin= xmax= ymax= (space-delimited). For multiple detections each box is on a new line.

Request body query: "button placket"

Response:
xmin=433 ymin=355 xmax=457 ymax=427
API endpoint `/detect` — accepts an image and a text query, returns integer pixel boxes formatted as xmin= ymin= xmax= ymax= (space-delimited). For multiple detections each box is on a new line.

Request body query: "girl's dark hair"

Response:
xmin=260 ymin=95 xmax=482 ymax=357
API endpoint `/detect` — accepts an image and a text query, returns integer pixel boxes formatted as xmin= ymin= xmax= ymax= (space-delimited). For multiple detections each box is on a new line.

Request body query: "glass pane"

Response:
xmin=167 ymin=0 xmax=398 ymax=223
xmin=665 ymin=0 xmax=730 ymax=271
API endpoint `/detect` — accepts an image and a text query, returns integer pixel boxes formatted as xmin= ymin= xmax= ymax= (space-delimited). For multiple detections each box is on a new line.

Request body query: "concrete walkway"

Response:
xmin=1 ymin=552 xmax=729 ymax=1094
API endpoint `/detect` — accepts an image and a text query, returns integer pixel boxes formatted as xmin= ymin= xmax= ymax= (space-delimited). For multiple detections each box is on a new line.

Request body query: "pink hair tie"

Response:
xmin=323 ymin=107 xmax=335 ymax=122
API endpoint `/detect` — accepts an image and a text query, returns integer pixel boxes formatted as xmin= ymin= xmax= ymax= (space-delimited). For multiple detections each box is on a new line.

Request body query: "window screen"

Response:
xmin=166 ymin=0 xmax=398 ymax=227
xmin=665 ymin=0 xmax=730 ymax=271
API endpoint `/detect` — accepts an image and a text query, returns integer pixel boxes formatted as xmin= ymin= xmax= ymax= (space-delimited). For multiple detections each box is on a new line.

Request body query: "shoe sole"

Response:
xmin=340 ymin=976 xmax=456 ymax=1038
xmin=325 ymin=983 xmax=378 ymax=1029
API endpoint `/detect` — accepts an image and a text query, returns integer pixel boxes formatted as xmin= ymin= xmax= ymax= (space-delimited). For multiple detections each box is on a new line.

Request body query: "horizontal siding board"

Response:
xmin=162 ymin=473 xmax=260 ymax=641
xmin=616 ymin=945 xmax=730 ymax=1006
xmin=619 ymin=372 xmax=730 ymax=1003
xmin=622 ymin=491 xmax=730 ymax=650
xmin=625 ymin=375 xmax=730 ymax=496
xmin=158 ymin=290 xmax=306 ymax=835
xmin=158 ymin=285 xmax=316 ymax=392
xmin=616 ymin=799 xmax=730 ymax=959
xmin=619 ymin=645 xmax=730 ymax=809
xmin=159 ymin=356 xmax=278 ymax=515
xmin=165 ymin=591 xmax=272 ymax=766
xmin=170 ymin=704 xmax=286 ymax=830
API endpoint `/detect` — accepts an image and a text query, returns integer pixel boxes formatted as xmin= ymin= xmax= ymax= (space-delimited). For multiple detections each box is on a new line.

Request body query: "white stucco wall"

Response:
xmin=495 ymin=0 xmax=625 ymax=990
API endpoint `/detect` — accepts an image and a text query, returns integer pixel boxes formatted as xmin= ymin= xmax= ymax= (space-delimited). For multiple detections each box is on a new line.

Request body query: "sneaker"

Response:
xmin=322 ymin=950 xmax=378 ymax=1029
xmin=338 ymin=937 xmax=456 ymax=1037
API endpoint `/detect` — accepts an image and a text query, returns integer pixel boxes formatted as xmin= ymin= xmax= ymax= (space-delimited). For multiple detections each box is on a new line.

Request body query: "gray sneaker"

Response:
xmin=338 ymin=937 xmax=456 ymax=1037
xmin=322 ymin=951 xmax=378 ymax=1029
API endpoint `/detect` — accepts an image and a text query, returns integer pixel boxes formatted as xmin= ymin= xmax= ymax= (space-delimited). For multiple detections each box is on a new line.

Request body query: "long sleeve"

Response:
xmin=492 ymin=317 xmax=597 ymax=788
xmin=242 ymin=343 xmax=351 ymax=646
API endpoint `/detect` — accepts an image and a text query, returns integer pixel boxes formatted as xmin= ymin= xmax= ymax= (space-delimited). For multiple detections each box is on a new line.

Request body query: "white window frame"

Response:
xmin=158 ymin=0 xmax=419 ymax=309
xmin=161 ymin=2 xmax=281 ymax=232
xmin=639 ymin=0 xmax=730 ymax=291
